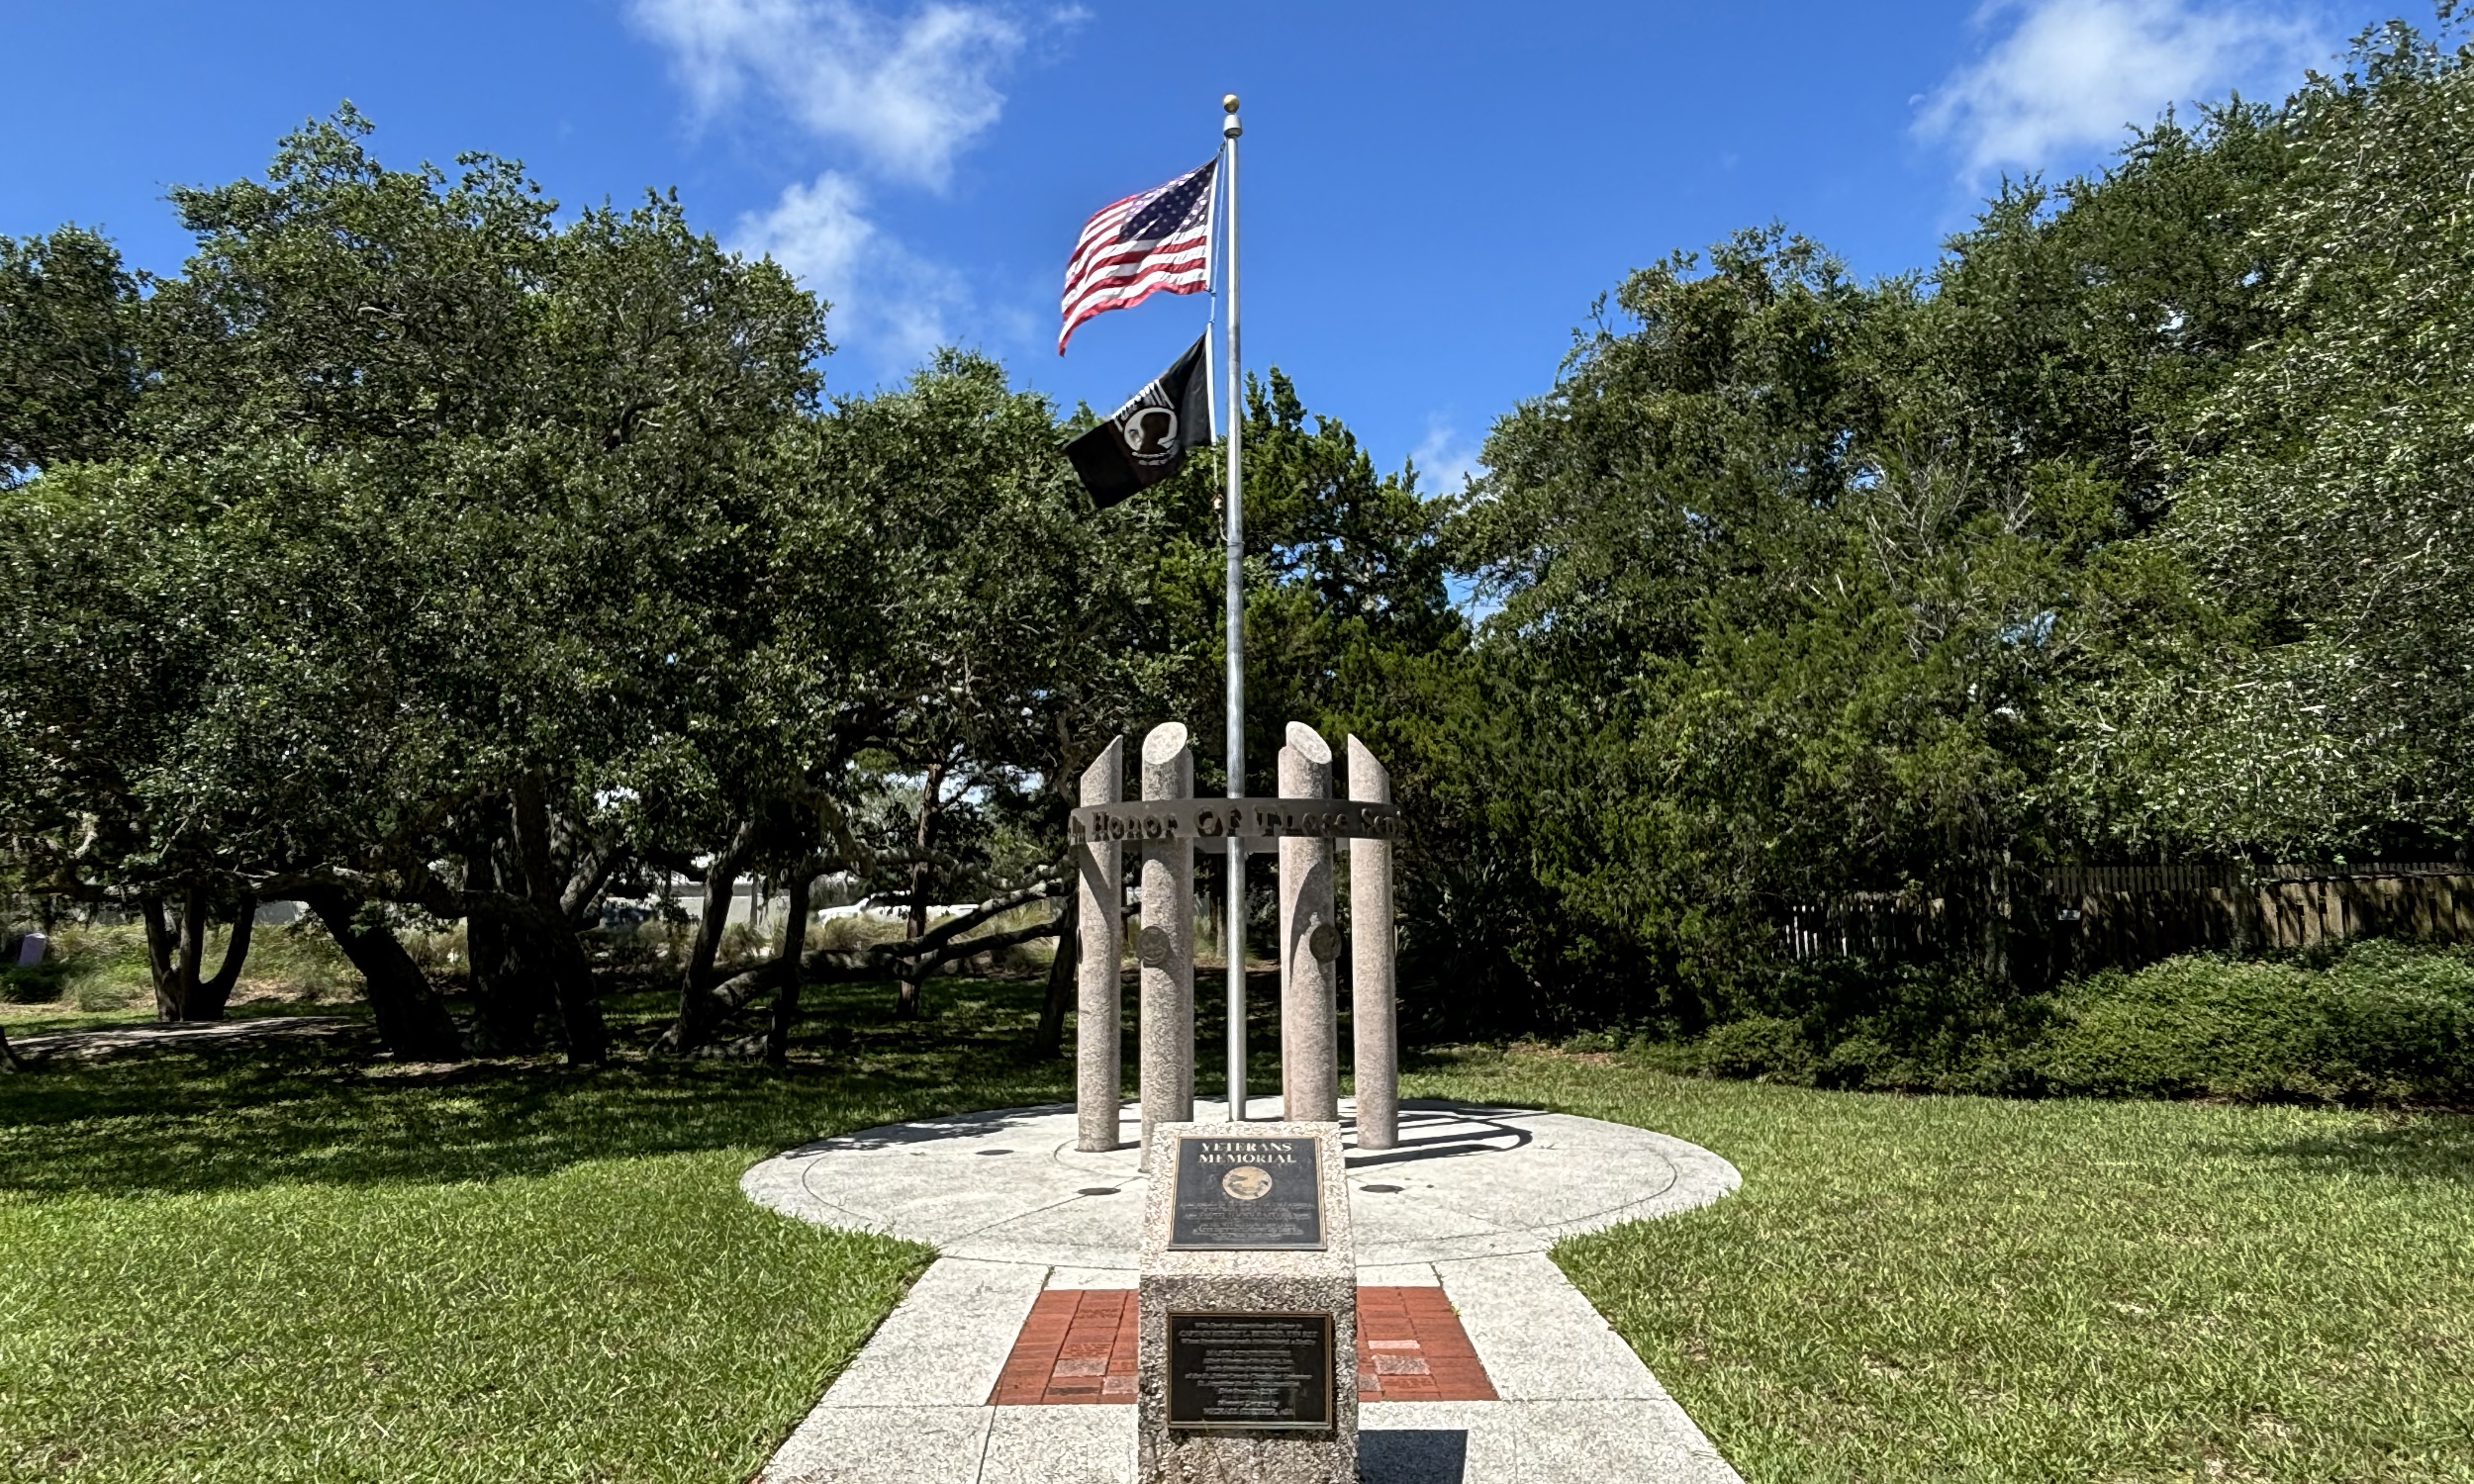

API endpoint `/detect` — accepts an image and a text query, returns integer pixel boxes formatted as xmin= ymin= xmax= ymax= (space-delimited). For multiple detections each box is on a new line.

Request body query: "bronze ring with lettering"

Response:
xmin=1069 ymin=796 xmax=1401 ymax=846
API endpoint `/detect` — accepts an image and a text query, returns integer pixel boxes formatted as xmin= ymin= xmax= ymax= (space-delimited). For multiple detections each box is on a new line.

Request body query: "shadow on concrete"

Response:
xmin=1346 ymin=1104 xmax=1535 ymax=1169
xmin=1361 ymin=1428 xmax=1470 ymax=1483
xmin=786 ymin=1102 xmax=1083 ymax=1156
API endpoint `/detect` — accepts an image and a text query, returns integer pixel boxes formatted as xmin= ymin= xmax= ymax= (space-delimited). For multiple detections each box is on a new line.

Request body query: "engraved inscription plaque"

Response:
xmin=1168 ymin=1134 xmax=1325 ymax=1250
xmin=1165 ymin=1313 xmax=1335 ymax=1431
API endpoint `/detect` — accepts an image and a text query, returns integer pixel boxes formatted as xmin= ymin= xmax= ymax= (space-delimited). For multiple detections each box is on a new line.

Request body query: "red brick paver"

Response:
xmin=1353 ymin=1285 xmax=1496 ymax=1401
xmin=988 ymin=1287 xmax=1494 ymax=1405
xmin=989 ymin=1289 xmax=1139 ymax=1404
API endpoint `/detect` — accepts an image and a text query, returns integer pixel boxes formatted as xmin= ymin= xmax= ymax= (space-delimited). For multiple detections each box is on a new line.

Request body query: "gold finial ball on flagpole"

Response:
xmin=1223 ymin=93 xmax=1240 ymax=112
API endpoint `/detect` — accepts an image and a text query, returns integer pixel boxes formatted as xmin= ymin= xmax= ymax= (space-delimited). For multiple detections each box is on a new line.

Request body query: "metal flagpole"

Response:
xmin=1220 ymin=92 xmax=1247 ymax=1122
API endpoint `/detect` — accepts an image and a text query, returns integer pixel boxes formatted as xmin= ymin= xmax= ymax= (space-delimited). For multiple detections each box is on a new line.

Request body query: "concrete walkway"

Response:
xmin=743 ymin=1098 xmax=1746 ymax=1484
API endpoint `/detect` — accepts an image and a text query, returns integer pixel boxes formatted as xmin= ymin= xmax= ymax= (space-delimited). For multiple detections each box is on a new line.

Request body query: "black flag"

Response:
xmin=1066 ymin=334 xmax=1213 ymax=510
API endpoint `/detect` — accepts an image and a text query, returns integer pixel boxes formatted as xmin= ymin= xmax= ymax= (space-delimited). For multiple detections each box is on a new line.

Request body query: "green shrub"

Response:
xmin=1759 ymin=959 xmax=2055 ymax=1095
xmin=813 ymin=912 xmax=900 ymax=953
xmin=2037 ymin=940 xmax=2474 ymax=1104
xmin=1697 ymin=1015 xmax=1815 ymax=1082
xmin=401 ymin=925 xmax=467 ymax=977
xmin=717 ymin=919 xmax=769 ymax=965
xmin=580 ymin=923 xmax=665 ymax=970
xmin=1656 ymin=938 xmax=2474 ymax=1107
xmin=1 ymin=957 xmax=68 ymax=1003
xmin=3 ymin=919 xmax=364 ymax=1014
xmin=46 ymin=924 xmax=156 ymax=1010
xmin=238 ymin=920 xmax=359 ymax=999
xmin=72 ymin=976 xmax=143 ymax=1012
xmin=1813 ymin=1033 xmax=1896 ymax=1089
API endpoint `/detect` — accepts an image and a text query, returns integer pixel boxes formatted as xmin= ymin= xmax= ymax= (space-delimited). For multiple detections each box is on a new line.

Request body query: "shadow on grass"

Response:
xmin=1 ymin=991 xmax=376 ymax=1044
xmin=2255 ymin=1111 xmax=2474 ymax=1183
xmin=0 ymin=976 xmax=1077 ymax=1201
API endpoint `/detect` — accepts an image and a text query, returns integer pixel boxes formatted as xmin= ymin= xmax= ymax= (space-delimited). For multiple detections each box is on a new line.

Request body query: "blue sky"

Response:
xmin=0 ymin=0 xmax=2403 ymax=489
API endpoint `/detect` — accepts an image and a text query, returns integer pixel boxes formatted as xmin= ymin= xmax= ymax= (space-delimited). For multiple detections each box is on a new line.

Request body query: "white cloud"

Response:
xmin=1917 ymin=0 xmax=2327 ymax=181
xmin=735 ymin=170 xmax=969 ymax=371
xmin=630 ymin=0 xmax=1026 ymax=189
xmin=1410 ymin=415 xmax=1483 ymax=498
xmin=738 ymin=170 xmax=876 ymax=291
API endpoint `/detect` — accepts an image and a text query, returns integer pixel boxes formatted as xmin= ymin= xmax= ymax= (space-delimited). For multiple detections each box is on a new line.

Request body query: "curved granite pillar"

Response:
xmin=1347 ymin=734 xmax=1397 ymax=1150
xmin=1278 ymin=721 xmax=1339 ymax=1124
xmin=1138 ymin=723 xmax=1195 ymax=1159
xmin=1075 ymin=736 xmax=1124 ymax=1153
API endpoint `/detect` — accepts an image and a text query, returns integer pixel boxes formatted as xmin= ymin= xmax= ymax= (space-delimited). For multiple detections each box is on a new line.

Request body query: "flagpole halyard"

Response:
xmin=1219 ymin=92 xmax=1248 ymax=1123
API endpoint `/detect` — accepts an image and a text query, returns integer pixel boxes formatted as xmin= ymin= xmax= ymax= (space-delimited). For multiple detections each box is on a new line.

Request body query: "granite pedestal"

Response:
xmin=1137 ymin=1121 xmax=1357 ymax=1484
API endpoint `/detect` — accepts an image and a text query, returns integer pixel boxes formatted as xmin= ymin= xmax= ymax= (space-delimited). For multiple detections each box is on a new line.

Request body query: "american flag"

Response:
xmin=1058 ymin=158 xmax=1216 ymax=354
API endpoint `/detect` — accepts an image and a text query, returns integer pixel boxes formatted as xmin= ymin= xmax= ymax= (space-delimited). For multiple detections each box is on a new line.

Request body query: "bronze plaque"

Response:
xmin=1168 ymin=1134 xmax=1324 ymax=1250
xmin=1165 ymin=1312 xmax=1334 ymax=1431
xmin=1306 ymin=922 xmax=1341 ymax=962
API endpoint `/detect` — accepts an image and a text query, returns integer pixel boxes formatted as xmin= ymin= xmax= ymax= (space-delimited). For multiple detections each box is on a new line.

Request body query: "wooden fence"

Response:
xmin=1785 ymin=862 xmax=2474 ymax=974
xmin=1781 ymin=893 xmax=1939 ymax=964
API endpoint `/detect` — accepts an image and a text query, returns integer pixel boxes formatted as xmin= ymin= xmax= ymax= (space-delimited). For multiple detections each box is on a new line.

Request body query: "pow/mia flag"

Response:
xmin=1065 ymin=334 xmax=1213 ymax=510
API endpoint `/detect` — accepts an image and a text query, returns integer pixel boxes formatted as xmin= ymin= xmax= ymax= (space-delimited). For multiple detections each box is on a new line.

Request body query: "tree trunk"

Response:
xmin=463 ymin=842 xmax=547 ymax=1056
xmin=688 ymin=826 xmax=754 ymax=992
xmin=175 ymin=883 xmax=207 ymax=1022
xmin=302 ymin=886 xmax=464 ymax=1062
xmin=1033 ymin=879 xmax=1077 ymax=1059
xmin=528 ymin=916 xmax=609 ymax=1065
xmin=560 ymin=840 xmax=625 ymax=926
xmin=766 ymin=872 xmax=815 ymax=1066
xmin=185 ymin=895 xmax=256 ymax=1022
xmin=140 ymin=895 xmax=181 ymax=1020
xmin=896 ymin=760 xmax=946 ymax=1021
xmin=0 ymin=1019 xmax=24 ymax=1072
xmin=473 ymin=924 xmax=544 ymax=1056
xmin=659 ymin=819 xmax=758 ymax=1055
xmin=513 ymin=773 xmax=609 ymax=1066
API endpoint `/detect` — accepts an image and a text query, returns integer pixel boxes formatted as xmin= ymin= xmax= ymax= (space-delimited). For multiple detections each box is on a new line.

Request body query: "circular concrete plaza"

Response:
xmin=741 ymin=1096 xmax=1742 ymax=1270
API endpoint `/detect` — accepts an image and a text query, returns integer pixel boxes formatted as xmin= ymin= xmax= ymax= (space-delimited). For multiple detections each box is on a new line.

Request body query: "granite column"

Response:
xmin=1139 ymin=723 xmax=1195 ymax=1159
xmin=1346 ymin=735 xmax=1398 ymax=1150
xmin=1278 ymin=721 xmax=1339 ymax=1124
xmin=1075 ymin=737 xmax=1125 ymax=1153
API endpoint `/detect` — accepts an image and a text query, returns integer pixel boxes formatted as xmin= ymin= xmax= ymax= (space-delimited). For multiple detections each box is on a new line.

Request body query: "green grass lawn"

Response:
xmin=0 ymin=977 xmax=1068 ymax=1483
xmin=1415 ymin=1047 xmax=2474 ymax=1484
xmin=5 ymin=977 xmax=2470 ymax=1482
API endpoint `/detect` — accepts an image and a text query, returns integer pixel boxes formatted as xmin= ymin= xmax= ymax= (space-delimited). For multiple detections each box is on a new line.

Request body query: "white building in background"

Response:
xmin=603 ymin=873 xmax=982 ymax=931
